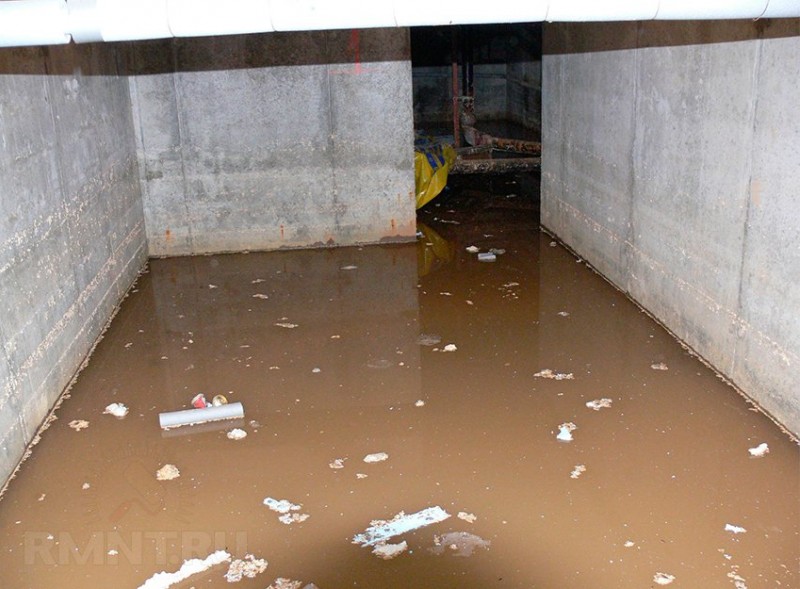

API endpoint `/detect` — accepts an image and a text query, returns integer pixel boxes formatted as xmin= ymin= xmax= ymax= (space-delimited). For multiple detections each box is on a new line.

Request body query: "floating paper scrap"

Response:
xmin=138 ymin=550 xmax=230 ymax=589
xmin=372 ymin=541 xmax=408 ymax=560
xmin=585 ymin=398 xmax=613 ymax=411
xmin=363 ymin=452 xmax=389 ymax=463
xmin=104 ymin=403 xmax=129 ymax=418
xmin=534 ymin=369 xmax=574 ymax=380
xmin=225 ymin=554 xmax=268 ymax=582
xmin=725 ymin=524 xmax=747 ymax=534
xmin=352 ymin=506 xmax=451 ymax=547
xmin=653 ymin=572 xmax=675 ymax=585
xmin=748 ymin=443 xmax=769 ymax=457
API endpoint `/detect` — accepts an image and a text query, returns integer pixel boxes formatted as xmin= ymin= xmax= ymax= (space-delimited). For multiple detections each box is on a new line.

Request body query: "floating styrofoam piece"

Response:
xmin=556 ymin=422 xmax=577 ymax=442
xmin=226 ymin=428 xmax=247 ymax=440
xmin=156 ymin=464 xmax=180 ymax=481
xmin=159 ymin=402 xmax=244 ymax=430
xmin=725 ymin=524 xmax=747 ymax=534
xmin=477 ymin=252 xmax=496 ymax=262
xmin=137 ymin=550 xmax=231 ymax=589
xmin=372 ymin=541 xmax=408 ymax=560
xmin=465 ymin=245 xmax=479 ymax=253
xmin=748 ymin=443 xmax=769 ymax=457
xmin=586 ymin=398 xmax=613 ymax=411
xmin=224 ymin=554 xmax=268 ymax=582
xmin=104 ymin=403 xmax=129 ymax=418
xmin=570 ymin=464 xmax=586 ymax=479
xmin=363 ymin=452 xmax=389 ymax=463
xmin=352 ymin=506 xmax=451 ymax=547
xmin=653 ymin=572 xmax=675 ymax=585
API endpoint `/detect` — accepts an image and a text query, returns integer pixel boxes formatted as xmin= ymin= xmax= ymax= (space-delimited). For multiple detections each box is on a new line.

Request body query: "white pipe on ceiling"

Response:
xmin=0 ymin=0 xmax=798 ymax=48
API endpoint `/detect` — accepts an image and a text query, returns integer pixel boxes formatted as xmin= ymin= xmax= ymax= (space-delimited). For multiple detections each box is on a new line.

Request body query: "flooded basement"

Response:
xmin=0 ymin=174 xmax=797 ymax=588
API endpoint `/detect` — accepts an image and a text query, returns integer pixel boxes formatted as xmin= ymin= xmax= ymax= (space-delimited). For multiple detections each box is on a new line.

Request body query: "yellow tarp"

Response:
xmin=414 ymin=139 xmax=456 ymax=210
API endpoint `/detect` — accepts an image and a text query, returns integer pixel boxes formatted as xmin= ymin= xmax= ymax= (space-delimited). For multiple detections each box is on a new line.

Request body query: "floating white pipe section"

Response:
xmin=158 ymin=401 xmax=245 ymax=430
xmin=0 ymin=0 xmax=799 ymax=48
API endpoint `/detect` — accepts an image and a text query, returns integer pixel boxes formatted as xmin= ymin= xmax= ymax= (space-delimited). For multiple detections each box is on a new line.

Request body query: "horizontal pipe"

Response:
xmin=1 ymin=0 xmax=799 ymax=48
xmin=159 ymin=401 xmax=244 ymax=430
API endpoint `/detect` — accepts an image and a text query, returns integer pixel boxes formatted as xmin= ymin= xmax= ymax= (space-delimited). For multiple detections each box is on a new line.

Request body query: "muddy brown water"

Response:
xmin=0 ymin=175 xmax=797 ymax=588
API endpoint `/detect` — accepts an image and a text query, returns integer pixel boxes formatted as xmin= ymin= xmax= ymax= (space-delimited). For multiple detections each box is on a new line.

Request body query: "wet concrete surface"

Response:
xmin=0 ymin=174 xmax=797 ymax=588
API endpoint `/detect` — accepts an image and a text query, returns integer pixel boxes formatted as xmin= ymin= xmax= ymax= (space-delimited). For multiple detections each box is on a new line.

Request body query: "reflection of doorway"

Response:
xmin=410 ymin=24 xmax=543 ymax=145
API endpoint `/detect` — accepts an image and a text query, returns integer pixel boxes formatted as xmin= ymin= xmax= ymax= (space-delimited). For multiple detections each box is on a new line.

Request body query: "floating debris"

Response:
xmin=557 ymin=311 xmax=570 ymax=317
xmin=441 ymin=344 xmax=458 ymax=352
xmin=81 ymin=483 xmax=91 ymax=490
xmin=623 ymin=540 xmax=635 ymax=548
xmin=549 ymin=241 xmax=557 ymax=247
xmin=224 ymin=554 xmax=268 ymax=583
xmin=137 ymin=549 xmax=230 ymax=589
xmin=457 ymin=512 xmax=477 ymax=524
xmin=68 ymin=420 xmax=90 ymax=431
xmin=465 ymin=245 xmax=479 ymax=253
xmin=251 ymin=278 xmax=266 ymax=284
xmin=268 ymin=579 xmax=304 ymax=589
xmin=263 ymin=497 xmax=309 ymax=525
xmin=430 ymin=532 xmax=491 ymax=557
xmin=363 ymin=452 xmax=389 ymax=463
xmin=340 ymin=265 xmax=358 ymax=270
xmin=226 ymin=428 xmax=247 ymax=441
xmin=252 ymin=294 xmax=269 ymax=300
xmin=311 ymin=367 xmax=321 ymax=373
xmin=156 ymin=464 xmax=180 ymax=481
xmin=356 ymin=473 xmax=368 ymax=479
xmin=353 ymin=506 xmax=451 ymax=547
xmin=208 ymin=284 xmax=218 ymax=289
xmin=417 ymin=334 xmax=442 ymax=346
xmin=274 ymin=322 xmax=299 ymax=329
xmin=104 ymin=403 xmax=129 ymax=418
xmin=653 ymin=572 xmax=676 ymax=585
xmin=415 ymin=400 xmax=426 ymax=407
xmin=477 ymin=252 xmax=496 ymax=262
xmin=585 ymin=398 xmax=613 ymax=411
xmin=329 ymin=458 xmax=346 ymax=470
xmin=651 ymin=362 xmax=669 ymax=371
xmin=372 ymin=541 xmax=408 ymax=560
xmin=724 ymin=524 xmax=747 ymax=534
xmin=108 ymin=549 xmax=119 ymax=556
xmin=212 ymin=394 xmax=228 ymax=406
xmin=557 ymin=422 xmax=577 ymax=443
xmin=570 ymin=464 xmax=586 ymax=479
xmin=489 ymin=248 xmax=506 ymax=255
xmin=748 ymin=443 xmax=769 ymax=458
xmin=534 ymin=369 xmax=574 ymax=380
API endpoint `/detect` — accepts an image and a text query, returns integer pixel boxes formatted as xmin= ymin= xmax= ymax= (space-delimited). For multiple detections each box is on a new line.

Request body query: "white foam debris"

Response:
xmin=353 ymin=506 xmax=451 ymax=547
xmin=415 ymin=400 xmax=425 ymax=407
xmin=275 ymin=322 xmax=298 ymax=329
xmin=557 ymin=311 xmax=570 ymax=317
xmin=748 ymin=443 xmax=769 ymax=457
xmin=104 ymin=403 xmax=129 ymax=418
xmin=457 ymin=512 xmax=477 ymax=524
xmin=226 ymin=428 xmax=247 ymax=440
xmin=477 ymin=252 xmax=496 ymax=262
xmin=465 ymin=245 xmax=479 ymax=253
xmin=534 ymin=369 xmax=574 ymax=380
xmin=329 ymin=458 xmax=346 ymax=470
xmin=137 ymin=549 xmax=231 ymax=589
xmin=340 ymin=265 xmax=358 ymax=270
xmin=556 ymin=422 xmax=577 ymax=443
xmin=651 ymin=362 xmax=669 ymax=371
xmin=371 ymin=541 xmax=408 ymax=560
xmin=725 ymin=524 xmax=747 ymax=534
xmin=363 ymin=452 xmax=389 ymax=463
xmin=68 ymin=419 xmax=90 ymax=431
xmin=441 ymin=344 xmax=457 ymax=352
xmin=224 ymin=554 xmax=268 ymax=583
xmin=623 ymin=540 xmax=635 ymax=548
xmin=251 ymin=278 xmax=266 ymax=284
xmin=108 ymin=549 xmax=119 ymax=556
xmin=263 ymin=497 xmax=309 ymax=524
xmin=653 ymin=572 xmax=676 ymax=585
xmin=356 ymin=473 xmax=368 ymax=479
xmin=311 ymin=367 xmax=321 ymax=373
xmin=570 ymin=465 xmax=586 ymax=479
xmin=156 ymin=464 xmax=180 ymax=481
xmin=82 ymin=483 xmax=91 ymax=490
xmin=585 ymin=398 xmax=613 ymax=411
xmin=252 ymin=293 xmax=269 ymax=300
xmin=430 ymin=532 xmax=491 ymax=557
xmin=268 ymin=579 xmax=304 ymax=589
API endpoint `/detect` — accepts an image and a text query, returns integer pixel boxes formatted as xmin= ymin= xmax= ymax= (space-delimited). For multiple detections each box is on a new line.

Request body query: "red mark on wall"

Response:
xmin=329 ymin=30 xmax=372 ymax=75
xmin=391 ymin=218 xmax=396 ymax=232
xmin=165 ymin=228 xmax=172 ymax=242
xmin=280 ymin=225 xmax=285 ymax=239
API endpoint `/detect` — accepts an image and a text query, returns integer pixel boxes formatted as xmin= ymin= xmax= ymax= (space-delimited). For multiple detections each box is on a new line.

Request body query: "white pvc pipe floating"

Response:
xmin=1 ymin=0 xmax=800 ymax=48
xmin=159 ymin=401 xmax=244 ymax=430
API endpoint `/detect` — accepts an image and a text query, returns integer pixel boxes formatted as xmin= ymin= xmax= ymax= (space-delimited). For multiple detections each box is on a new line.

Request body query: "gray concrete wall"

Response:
xmin=542 ymin=20 xmax=800 ymax=435
xmin=0 ymin=45 xmax=147 ymax=485
xmin=127 ymin=29 xmax=416 ymax=256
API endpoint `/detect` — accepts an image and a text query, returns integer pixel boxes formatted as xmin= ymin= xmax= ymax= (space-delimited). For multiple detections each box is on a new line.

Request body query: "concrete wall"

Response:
xmin=413 ymin=64 xmax=509 ymax=125
xmin=0 ymin=45 xmax=147 ymax=485
xmin=542 ymin=20 xmax=800 ymax=435
xmin=127 ymin=29 xmax=416 ymax=256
